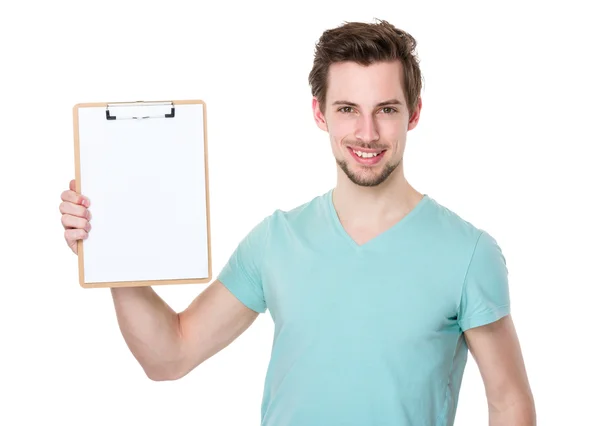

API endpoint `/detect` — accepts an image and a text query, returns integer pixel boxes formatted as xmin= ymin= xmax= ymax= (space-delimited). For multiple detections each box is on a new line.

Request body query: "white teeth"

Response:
xmin=353 ymin=150 xmax=380 ymax=158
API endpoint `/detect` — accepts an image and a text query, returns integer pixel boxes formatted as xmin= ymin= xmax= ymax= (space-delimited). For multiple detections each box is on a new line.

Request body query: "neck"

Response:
xmin=332 ymin=162 xmax=423 ymax=226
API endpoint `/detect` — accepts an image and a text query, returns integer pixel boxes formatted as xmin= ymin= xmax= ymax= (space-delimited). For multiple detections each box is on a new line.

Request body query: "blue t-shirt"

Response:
xmin=217 ymin=189 xmax=510 ymax=426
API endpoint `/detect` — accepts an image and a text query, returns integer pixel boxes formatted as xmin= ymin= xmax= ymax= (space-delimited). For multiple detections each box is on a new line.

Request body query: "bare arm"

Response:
xmin=60 ymin=179 xmax=259 ymax=380
xmin=111 ymin=281 xmax=258 ymax=381
xmin=464 ymin=315 xmax=536 ymax=425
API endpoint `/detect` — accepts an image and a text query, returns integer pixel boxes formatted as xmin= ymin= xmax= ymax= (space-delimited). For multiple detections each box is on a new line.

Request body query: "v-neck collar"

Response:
xmin=325 ymin=188 xmax=431 ymax=251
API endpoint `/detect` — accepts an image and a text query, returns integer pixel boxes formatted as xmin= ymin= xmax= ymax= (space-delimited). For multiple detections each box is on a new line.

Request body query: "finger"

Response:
xmin=61 ymin=214 xmax=91 ymax=231
xmin=59 ymin=200 xmax=90 ymax=220
xmin=61 ymin=189 xmax=90 ymax=207
xmin=65 ymin=228 xmax=89 ymax=248
xmin=65 ymin=228 xmax=88 ymax=241
xmin=70 ymin=179 xmax=76 ymax=192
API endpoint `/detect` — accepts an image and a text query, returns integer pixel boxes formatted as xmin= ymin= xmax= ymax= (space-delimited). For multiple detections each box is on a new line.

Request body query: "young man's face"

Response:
xmin=313 ymin=60 xmax=421 ymax=187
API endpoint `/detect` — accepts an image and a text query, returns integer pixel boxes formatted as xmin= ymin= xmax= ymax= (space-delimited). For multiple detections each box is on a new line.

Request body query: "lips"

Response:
xmin=347 ymin=146 xmax=386 ymax=166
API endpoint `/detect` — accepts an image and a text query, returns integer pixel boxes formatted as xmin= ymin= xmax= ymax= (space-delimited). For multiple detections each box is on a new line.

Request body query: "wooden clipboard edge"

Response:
xmin=72 ymin=102 xmax=86 ymax=287
xmin=72 ymin=99 xmax=213 ymax=289
xmin=83 ymin=277 xmax=212 ymax=289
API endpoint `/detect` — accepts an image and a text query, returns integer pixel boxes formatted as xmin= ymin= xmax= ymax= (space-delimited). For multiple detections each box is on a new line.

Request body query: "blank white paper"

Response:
xmin=77 ymin=103 xmax=209 ymax=284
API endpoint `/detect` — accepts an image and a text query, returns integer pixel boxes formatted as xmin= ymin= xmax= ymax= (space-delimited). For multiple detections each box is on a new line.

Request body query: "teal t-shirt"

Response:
xmin=217 ymin=189 xmax=510 ymax=426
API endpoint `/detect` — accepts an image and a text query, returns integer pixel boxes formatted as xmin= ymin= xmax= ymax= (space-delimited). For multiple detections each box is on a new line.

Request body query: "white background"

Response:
xmin=0 ymin=1 xmax=598 ymax=425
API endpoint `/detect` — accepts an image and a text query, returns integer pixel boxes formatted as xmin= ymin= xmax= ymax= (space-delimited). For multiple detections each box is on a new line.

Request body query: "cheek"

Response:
xmin=380 ymin=119 xmax=403 ymax=136
xmin=328 ymin=120 xmax=355 ymax=144
xmin=381 ymin=123 xmax=406 ymax=146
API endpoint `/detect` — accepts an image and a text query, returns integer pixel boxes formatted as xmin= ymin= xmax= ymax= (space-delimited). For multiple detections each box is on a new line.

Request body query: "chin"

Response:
xmin=337 ymin=158 xmax=399 ymax=187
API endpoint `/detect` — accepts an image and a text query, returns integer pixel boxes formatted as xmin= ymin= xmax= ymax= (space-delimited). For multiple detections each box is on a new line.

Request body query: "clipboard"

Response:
xmin=73 ymin=100 xmax=212 ymax=288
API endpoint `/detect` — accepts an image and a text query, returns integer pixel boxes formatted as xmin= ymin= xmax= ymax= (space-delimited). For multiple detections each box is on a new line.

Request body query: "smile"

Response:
xmin=347 ymin=147 xmax=387 ymax=165
xmin=353 ymin=149 xmax=382 ymax=158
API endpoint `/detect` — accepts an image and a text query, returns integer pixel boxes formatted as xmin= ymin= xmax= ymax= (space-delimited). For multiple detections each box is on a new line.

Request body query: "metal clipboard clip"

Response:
xmin=105 ymin=101 xmax=176 ymax=120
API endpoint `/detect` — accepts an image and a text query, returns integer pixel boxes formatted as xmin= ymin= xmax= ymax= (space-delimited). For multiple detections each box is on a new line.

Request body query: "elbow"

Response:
xmin=145 ymin=368 xmax=185 ymax=382
xmin=143 ymin=363 xmax=188 ymax=382
xmin=147 ymin=374 xmax=178 ymax=382
xmin=144 ymin=315 xmax=190 ymax=381
xmin=140 ymin=314 xmax=202 ymax=381
xmin=145 ymin=371 xmax=173 ymax=382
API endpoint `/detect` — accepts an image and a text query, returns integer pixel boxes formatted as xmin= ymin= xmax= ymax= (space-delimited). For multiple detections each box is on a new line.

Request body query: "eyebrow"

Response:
xmin=332 ymin=99 xmax=403 ymax=107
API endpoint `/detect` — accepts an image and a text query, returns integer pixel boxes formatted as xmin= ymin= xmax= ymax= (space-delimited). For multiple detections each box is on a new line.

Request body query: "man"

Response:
xmin=59 ymin=19 xmax=535 ymax=426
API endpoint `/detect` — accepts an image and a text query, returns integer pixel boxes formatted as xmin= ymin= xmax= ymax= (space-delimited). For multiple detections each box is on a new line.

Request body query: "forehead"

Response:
xmin=326 ymin=60 xmax=405 ymax=105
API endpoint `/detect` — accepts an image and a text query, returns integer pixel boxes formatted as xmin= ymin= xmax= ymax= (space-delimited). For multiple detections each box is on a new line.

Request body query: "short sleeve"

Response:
xmin=217 ymin=215 xmax=271 ymax=314
xmin=458 ymin=230 xmax=511 ymax=331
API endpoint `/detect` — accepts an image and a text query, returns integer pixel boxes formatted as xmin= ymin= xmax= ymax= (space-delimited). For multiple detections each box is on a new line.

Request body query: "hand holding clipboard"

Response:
xmin=66 ymin=100 xmax=212 ymax=289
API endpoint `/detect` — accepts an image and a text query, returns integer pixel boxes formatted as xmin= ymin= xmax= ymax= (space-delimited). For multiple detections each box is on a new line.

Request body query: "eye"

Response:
xmin=381 ymin=107 xmax=397 ymax=114
xmin=338 ymin=106 xmax=354 ymax=113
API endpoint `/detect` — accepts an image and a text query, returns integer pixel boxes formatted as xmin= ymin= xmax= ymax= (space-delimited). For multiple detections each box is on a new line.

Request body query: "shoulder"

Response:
xmin=424 ymin=195 xmax=501 ymax=255
xmin=267 ymin=190 xmax=331 ymax=230
xmin=242 ymin=190 xmax=330 ymax=245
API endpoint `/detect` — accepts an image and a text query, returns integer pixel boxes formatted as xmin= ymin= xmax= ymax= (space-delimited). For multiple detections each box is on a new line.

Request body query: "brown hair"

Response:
xmin=308 ymin=19 xmax=423 ymax=118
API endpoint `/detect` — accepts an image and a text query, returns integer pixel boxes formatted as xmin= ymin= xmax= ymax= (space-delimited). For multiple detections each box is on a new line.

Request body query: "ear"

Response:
xmin=312 ymin=97 xmax=328 ymax=132
xmin=407 ymin=96 xmax=422 ymax=131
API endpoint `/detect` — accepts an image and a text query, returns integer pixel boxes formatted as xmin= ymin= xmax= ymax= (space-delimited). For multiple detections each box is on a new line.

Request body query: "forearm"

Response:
xmin=110 ymin=287 xmax=183 ymax=380
xmin=489 ymin=393 xmax=536 ymax=426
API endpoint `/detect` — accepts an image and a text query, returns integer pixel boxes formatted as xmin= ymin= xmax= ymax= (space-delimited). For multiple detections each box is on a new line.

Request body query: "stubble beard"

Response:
xmin=336 ymin=156 xmax=402 ymax=187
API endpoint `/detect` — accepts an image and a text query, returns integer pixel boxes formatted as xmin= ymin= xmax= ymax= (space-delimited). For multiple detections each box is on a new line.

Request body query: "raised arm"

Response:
xmin=60 ymin=179 xmax=259 ymax=380
xmin=110 ymin=281 xmax=258 ymax=381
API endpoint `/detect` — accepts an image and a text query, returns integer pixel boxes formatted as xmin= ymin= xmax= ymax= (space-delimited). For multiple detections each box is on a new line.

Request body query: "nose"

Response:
xmin=355 ymin=113 xmax=379 ymax=143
